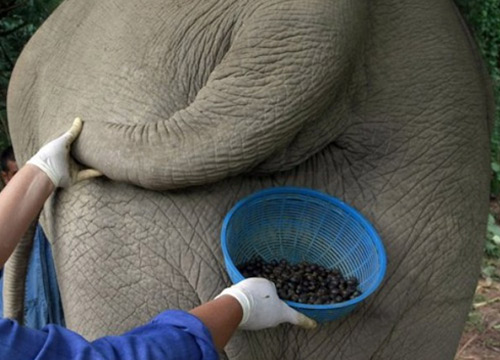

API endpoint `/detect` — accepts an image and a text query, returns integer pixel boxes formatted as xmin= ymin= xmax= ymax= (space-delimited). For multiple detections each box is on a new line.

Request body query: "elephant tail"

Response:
xmin=2 ymin=219 xmax=37 ymax=323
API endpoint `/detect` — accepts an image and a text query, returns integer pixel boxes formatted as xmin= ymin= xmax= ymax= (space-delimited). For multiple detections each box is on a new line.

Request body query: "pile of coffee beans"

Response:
xmin=237 ymin=256 xmax=362 ymax=305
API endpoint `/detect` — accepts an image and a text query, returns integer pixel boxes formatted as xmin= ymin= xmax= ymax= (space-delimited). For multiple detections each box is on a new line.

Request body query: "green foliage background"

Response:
xmin=456 ymin=0 xmax=500 ymax=195
xmin=0 ymin=0 xmax=62 ymax=150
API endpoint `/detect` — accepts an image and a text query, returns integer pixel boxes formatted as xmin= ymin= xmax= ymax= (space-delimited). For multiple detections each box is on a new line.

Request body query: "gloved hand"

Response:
xmin=216 ymin=278 xmax=317 ymax=330
xmin=27 ymin=117 xmax=102 ymax=187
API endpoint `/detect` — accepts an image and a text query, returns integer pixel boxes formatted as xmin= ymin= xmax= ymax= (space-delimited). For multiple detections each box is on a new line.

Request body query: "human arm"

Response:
xmin=0 ymin=165 xmax=53 ymax=267
xmin=0 ymin=118 xmax=100 ymax=268
xmin=189 ymin=295 xmax=242 ymax=351
xmin=0 ymin=311 xmax=218 ymax=360
xmin=0 ymin=278 xmax=315 ymax=359
xmin=191 ymin=277 xmax=317 ymax=351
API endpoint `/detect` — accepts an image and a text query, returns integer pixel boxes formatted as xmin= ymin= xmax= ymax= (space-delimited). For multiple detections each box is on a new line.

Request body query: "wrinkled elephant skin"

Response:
xmin=6 ymin=0 xmax=492 ymax=359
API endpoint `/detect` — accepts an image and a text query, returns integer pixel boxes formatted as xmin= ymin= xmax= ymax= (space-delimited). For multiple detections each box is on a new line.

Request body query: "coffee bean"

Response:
xmin=299 ymin=294 xmax=309 ymax=303
xmin=237 ymin=258 xmax=362 ymax=305
xmin=317 ymin=287 xmax=327 ymax=296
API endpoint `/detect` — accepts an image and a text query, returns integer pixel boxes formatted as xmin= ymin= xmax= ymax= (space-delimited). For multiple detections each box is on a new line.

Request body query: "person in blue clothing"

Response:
xmin=0 ymin=146 xmax=65 ymax=328
xmin=0 ymin=118 xmax=316 ymax=359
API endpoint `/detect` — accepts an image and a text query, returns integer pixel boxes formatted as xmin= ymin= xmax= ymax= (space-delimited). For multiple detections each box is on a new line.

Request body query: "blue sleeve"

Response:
xmin=0 ymin=310 xmax=219 ymax=360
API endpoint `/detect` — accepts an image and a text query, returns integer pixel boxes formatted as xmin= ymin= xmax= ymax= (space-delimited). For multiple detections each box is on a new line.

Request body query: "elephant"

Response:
xmin=3 ymin=0 xmax=493 ymax=358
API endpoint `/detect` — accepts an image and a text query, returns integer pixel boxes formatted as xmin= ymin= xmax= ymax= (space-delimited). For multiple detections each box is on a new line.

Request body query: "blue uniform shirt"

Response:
xmin=24 ymin=224 xmax=65 ymax=328
xmin=0 ymin=309 xmax=218 ymax=360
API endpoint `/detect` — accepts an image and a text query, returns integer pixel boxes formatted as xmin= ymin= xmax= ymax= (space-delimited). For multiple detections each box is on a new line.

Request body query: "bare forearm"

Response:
xmin=0 ymin=165 xmax=54 ymax=267
xmin=189 ymin=295 xmax=242 ymax=351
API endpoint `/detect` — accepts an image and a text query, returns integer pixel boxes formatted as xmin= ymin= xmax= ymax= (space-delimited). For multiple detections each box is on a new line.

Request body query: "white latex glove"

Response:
xmin=216 ymin=278 xmax=317 ymax=330
xmin=27 ymin=117 xmax=102 ymax=187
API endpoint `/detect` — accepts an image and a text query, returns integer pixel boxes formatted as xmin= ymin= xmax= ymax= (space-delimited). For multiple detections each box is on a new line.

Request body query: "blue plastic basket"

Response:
xmin=221 ymin=187 xmax=387 ymax=323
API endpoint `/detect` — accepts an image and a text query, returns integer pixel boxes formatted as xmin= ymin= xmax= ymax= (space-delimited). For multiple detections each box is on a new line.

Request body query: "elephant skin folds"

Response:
xmin=6 ymin=0 xmax=492 ymax=359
